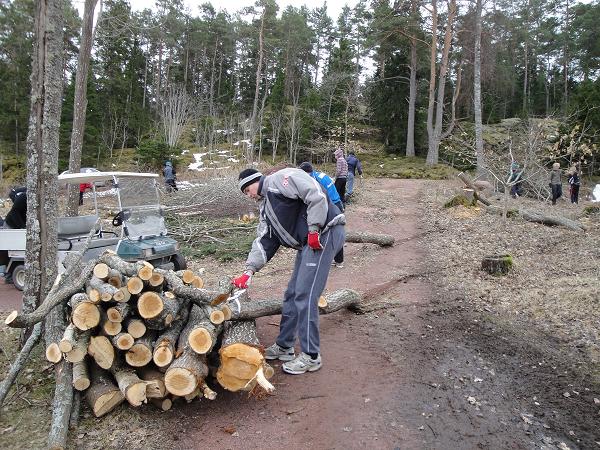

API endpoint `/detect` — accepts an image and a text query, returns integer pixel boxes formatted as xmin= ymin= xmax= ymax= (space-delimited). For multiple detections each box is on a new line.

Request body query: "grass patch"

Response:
xmin=358 ymin=154 xmax=455 ymax=180
xmin=444 ymin=195 xmax=476 ymax=208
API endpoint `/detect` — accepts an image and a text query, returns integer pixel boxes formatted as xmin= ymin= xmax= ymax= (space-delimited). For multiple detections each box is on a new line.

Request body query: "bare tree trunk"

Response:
xmin=425 ymin=0 xmax=438 ymax=165
xmin=66 ymin=0 xmax=99 ymax=217
xmin=562 ymin=0 xmax=569 ymax=113
xmin=473 ymin=0 xmax=486 ymax=177
xmin=426 ymin=0 xmax=456 ymax=166
xmin=249 ymin=7 xmax=265 ymax=161
xmin=22 ymin=0 xmax=64 ymax=327
xmin=406 ymin=1 xmax=419 ymax=157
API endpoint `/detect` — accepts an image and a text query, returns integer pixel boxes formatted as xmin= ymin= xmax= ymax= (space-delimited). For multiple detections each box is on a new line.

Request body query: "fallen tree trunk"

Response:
xmin=4 ymin=259 xmax=96 ymax=328
xmin=65 ymin=332 xmax=90 ymax=363
xmin=486 ymin=205 xmax=586 ymax=232
xmin=155 ymin=268 xmax=231 ymax=306
xmin=345 ymin=231 xmax=395 ymax=247
xmin=164 ymin=348 xmax=209 ymax=396
xmin=69 ymin=293 xmax=100 ymax=331
xmin=225 ymin=289 xmax=362 ymax=320
xmin=72 ymin=360 xmax=90 ymax=391
xmin=110 ymin=362 xmax=147 ymax=406
xmin=153 ymin=305 xmax=191 ymax=368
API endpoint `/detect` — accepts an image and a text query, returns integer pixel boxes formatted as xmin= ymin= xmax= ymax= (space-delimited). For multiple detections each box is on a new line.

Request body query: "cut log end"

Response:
xmin=153 ymin=345 xmax=174 ymax=368
xmin=318 ymin=295 xmax=327 ymax=308
xmin=209 ymin=309 xmax=225 ymax=325
xmin=72 ymin=303 xmax=100 ymax=331
xmin=4 ymin=310 xmax=18 ymax=326
xmin=150 ymin=397 xmax=172 ymax=411
xmin=46 ymin=343 xmax=62 ymax=363
xmin=180 ymin=270 xmax=195 ymax=284
xmin=138 ymin=292 xmax=163 ymax=319
xmin=93 ymin=263 xmax=110 ymax=280
xmin=126 ymin=319 xmax=146 ymax=339
xmin=127 ymin=277 xmax=144 ymax=295
xmin=191 ymin=276 xmax=204 ymax=289
xmin=220 ymin=305 xmax=232 ymax=321
xmin=113 ymin=333 xmax=134 ymax=350
xmin=189 ymin=328 xmax=213 ymax=354
xmin=88 ymin=336 xmax=115 ymax=370
xmin=164 ymin=368 xmax=198 ymax=396
xmin=126 ymin=343 xmax=153 ymax=367
xmin=103 ymin=320 xmax=122 ymax=336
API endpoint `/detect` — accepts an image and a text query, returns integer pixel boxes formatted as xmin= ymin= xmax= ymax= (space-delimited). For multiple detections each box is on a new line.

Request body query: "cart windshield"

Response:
xmin=117 ymin=176 xmax=166 ymax=239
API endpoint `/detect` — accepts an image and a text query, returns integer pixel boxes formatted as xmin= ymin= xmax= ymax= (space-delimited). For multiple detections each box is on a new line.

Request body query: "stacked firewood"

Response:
xmin=5 ymin=250 xmax=361 ymax=419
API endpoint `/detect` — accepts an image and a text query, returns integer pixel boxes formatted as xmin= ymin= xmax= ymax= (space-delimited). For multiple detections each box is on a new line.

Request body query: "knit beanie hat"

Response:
xmin=238 ymin=168 xmax=263 ymax=193
xmin=298 ymin=162 xmax=313 ymax=173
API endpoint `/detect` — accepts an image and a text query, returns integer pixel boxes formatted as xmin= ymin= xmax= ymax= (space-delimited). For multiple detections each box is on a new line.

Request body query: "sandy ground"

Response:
xmin=1 ymin=178 xmax=599 ymax=449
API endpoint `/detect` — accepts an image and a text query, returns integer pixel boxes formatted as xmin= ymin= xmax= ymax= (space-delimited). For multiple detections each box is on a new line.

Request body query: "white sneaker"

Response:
xmin=264 ymin=343 xmax=295 ymax=361
xmin=282 ymin=352 xmax=322 ymax=375
xmin=335 ymin=263 xmax=344 ymax=268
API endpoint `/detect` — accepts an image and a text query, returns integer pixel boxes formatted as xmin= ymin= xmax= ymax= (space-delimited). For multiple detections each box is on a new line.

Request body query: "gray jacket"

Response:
xmin=550 ymin=169 xmax=561 ymax=185
xmin=246 ymin=167 xmax=345 ymax=273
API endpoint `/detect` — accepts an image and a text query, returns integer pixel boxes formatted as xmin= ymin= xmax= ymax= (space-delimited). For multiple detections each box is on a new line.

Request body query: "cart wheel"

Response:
xmin=171 ymin=253 xmax=187 ymax=271
xmin=12 ymin=264 xmax=25 ymax=291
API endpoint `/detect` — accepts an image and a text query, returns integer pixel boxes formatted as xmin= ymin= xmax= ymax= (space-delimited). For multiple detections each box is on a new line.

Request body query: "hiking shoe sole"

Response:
xmin=282 ymin=361 xmax=322 ymax=375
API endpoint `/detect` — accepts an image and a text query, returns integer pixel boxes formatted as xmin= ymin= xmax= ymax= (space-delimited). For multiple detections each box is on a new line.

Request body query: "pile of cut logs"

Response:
xmin=5 ymin=251 xmax=361 ymax=418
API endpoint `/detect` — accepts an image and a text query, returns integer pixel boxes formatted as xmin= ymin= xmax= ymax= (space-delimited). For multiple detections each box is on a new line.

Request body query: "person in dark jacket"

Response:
xmin=163 ymin=161 xmax=178 ymax=192
xmin=345 ymin=151 xmax=363 ymax=200
xmin=4 ymin=186 xmax=27 ymax=229
xmin=233 ymin=167 xmax=345 ymax=375
xmin=568 ymin=165 xmax=581 ymax=204
xmin=299 ymin=162 xmax=345 ymax=268
xmin=508 ymin=162 xmax=523 ymax=198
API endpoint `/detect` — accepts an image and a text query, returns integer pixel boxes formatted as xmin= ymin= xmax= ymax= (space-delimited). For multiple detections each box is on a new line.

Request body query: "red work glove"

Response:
xmin=307 ymin=231 xmax=323 ymax=250
xmin=232 ymin=271 xmax=252 ymax=289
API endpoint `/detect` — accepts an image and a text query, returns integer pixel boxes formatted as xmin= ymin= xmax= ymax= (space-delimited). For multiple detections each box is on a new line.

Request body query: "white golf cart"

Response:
xmin=0 ymin=171 xmax=186 ymax=291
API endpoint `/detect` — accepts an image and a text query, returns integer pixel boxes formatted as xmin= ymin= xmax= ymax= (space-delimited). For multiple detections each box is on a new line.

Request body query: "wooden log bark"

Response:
xmin=58 ymin=324 xmax=77 ymax=353
xmin=217 ymin=320 xmax=274 ymax=393
xmin=0 ymin=322 xmax=42 ymax=408
xmin=88 ymin=276 xmax=119 ymax=302
xmin=485 ymin=205 xmax=586 ymax=232
xmin=87 ymin=335 xmax=115 ymax=370
xmin=47 ymin=359 xmax=73 ymax=450
xmin=107 ymin=269 xmax=123 ymax=289
xmin=69 ymin=293 xmax=100 ymax=331
xmin=155 ymin=268 xmax=230 ymax=306
xmin=72 ymin=359 xmax=90 ymax=391
xmin=117 ymin=286 xmax=131 ymax=303
xmin=153 ymin=305 xmax=191 ymax=368
xmin=225 ymin=289 xmax=361 ymax=320
xmin=138 ymin=368 xmax=168 ymax=399
xmin=149 ymin=397 xmax=172 ymax=411
xmin=99 ymin=251 xmax=149 ymax=277
xmin=4 ymin=259 xmax=96 ymax=328
xmin=65 ymin=332 xmax=90 ymax=363
xmin=164 ymin=349 xmax=209 ymax=396
xmin=125 ymin=318 xmax=146 ymax=339
xmin=86 ymin=365 xmax=124 ymax=417
xmin=110 ymin=362 xmax=147 ymax=406
xmin=126 ymin=333 xmax=155 ymax=367
xmin=345 ymin=231 xmax=395 ymax=247
xmin=184 ymin=308 xmax=222 ymax=355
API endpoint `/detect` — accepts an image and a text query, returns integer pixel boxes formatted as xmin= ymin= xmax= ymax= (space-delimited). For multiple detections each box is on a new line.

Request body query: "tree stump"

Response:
xmin=481 ymin=254 xmax=513 ymax=275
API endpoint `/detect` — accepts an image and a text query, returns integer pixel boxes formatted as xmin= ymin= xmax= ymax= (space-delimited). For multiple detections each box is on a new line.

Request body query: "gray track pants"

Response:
xmin=276 ymin=224 xmax=345 ymax=355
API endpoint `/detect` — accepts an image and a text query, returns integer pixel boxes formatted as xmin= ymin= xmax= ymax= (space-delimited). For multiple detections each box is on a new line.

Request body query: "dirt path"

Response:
xmin=176 ymin=179 xmax=544 ymax=449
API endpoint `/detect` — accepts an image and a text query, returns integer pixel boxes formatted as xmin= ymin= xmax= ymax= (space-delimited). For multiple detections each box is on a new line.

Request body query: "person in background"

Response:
xmin=333 ymin=147 xmax=348 ymax=204
xmin=568 ymin=164 xmax=581 ymax=204
xmin=549 ymin=162 xmax=562 ymax=205
xmin=79 ymin=182 xmax=93 ymax=205
xmin=4 ymin=186 xmax=27 ymax=229
xmin=233 ymin=167 xmax=345 ymax=374
xmin=345 ymin=150 xmax=363 ymax=200
xmin=163 ymin=161 xmax=178 ymax=192
xmin=508 ymin=162 xmax=523 ymax=198
xmin=299 ymin=162 xmax=345 ymax=268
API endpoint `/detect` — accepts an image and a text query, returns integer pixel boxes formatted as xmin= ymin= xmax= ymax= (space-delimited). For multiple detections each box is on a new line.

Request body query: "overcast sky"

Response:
xmin=73 ymin=0 xmax=357 ymax=20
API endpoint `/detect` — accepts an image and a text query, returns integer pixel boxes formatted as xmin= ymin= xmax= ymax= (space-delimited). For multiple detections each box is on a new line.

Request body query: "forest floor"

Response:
xmin=1 ymin=177 xmax=599 ymax=449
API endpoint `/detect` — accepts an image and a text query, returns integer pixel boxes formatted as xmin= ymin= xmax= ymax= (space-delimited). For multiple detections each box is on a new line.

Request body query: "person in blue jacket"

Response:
xmin=299 ymin=162 xmax=344 ymax=268
xmin=345 ymin=150 xmax=363 ymax=200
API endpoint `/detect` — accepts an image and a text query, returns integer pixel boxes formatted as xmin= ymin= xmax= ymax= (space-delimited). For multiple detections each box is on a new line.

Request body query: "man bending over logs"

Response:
xmin=233 ymin=168 xmax=346 ymax=374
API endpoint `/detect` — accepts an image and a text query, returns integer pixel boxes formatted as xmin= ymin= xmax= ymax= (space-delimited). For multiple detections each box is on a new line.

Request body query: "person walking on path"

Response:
xmin=299 ymin=162 xmax=345 ymax=268
xmin=568 ymin=164 xmax=581 ymax=204
xmin=163 ymin=161 xmax=178 ymax=192
xmin=345 ymin=150 xmax=363 ymax=200
xmin=334 ymin=147 xmax=348 ymax=204
xmin=233 ymin=167 xmax=346 ymax=375
xmin=549 ymin=162 xmax=563 ymax=205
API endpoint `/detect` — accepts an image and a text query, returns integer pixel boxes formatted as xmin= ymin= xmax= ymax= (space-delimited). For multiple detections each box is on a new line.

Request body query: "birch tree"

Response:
xmin=473 ymin=0 xmax=486 ymax=176
xmin=160 ymin=85 xmax=193 ymax=149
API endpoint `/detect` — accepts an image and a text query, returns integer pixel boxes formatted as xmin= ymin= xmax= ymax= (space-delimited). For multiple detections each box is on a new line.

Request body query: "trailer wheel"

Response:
xmin=171 ymin=253 xmax=187 ymax=271
xmin=12 ymin=264 xmax=25 ymax=291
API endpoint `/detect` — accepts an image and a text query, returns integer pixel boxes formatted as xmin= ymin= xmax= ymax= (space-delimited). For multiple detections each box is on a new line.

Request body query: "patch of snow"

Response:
xmin=592 ymin=184 xmax=600 ymax=202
